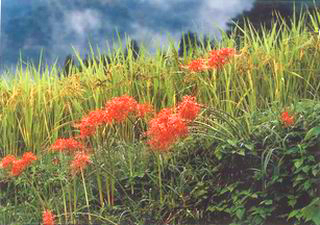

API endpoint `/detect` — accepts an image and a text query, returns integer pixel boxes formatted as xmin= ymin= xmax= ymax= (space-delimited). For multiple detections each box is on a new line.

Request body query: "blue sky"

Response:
xmin=1 ymin=0 xmax=255 ymax=69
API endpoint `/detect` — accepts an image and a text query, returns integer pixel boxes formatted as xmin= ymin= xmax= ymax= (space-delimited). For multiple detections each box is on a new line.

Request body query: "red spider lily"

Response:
xmin=11 ymin=153 xmax=37 ymax=176
xmin=76 ymin=109 xmax=112 ymax=138
xmin=105 ymin=95 xmax=138 ymax=122
xmin=177 ymin=96 xmax=201 ymax=121
xmin=187 ymin=59 xmax=207 ymax=72
xmin=0 ymin=155 xmax=16 ymax=169
xmin=78 ymin=117 xmax=97 ymax=137
xmin=42 ymin=209 xmax=55 ymax=225
xmin=146 ymin=108 xmax=188 ymax=151
xmin=22 ymin=152 xmax=37 ymax=164
xmin=136 ymin=103 xmax=153 ymax=118
xmin=207 ymin=54 xmax=225 ymax=69
xmin=85 ymin=109 xmax=112 ymax=125
xmin=51 ymin=138 xmax=84 ymax=153
xmin=70 ymin=152 xmax=91 ymax=175
xmin=1 ymin=152 xmax=37 ymax=176
xmin=181 ymin=48 xmax=236 ymax=72
xmin=214 ymin=48 xmax=236 ymax=58
xmin=281 ymin=111 xmax=294 ymax=127
xmin=10 ymin=159 xmax=27 ymax=176
xmin=208 ymin=48 xmax=235 ymax=69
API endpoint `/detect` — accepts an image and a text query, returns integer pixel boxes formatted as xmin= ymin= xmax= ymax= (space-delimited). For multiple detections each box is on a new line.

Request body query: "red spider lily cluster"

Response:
xmin=281 ymin=111 xmax=294 ymax=127
xmin=0 ymin=152 xmax=37 ymax=176
xmin=51 ymin=138 xmax=85 ymax=153
xmin=42 ymin=209 xmax=55 ymax=225
xmin=77 ymin=109 xmax=112 ymax=137
xmin=49 ymin=95 xmax=153 ymax=175
xmin=186 ymin=59 xmax=206 ymax=72
xmin=75 ymin=95 xmax=153 ymax=138
xmin=146 ymin=96 xmax=201 ymax=151
xmin=181 ymin=48 xmax=236 ymax=72
xmin=70 ymin=152 xmax=92 ymax=176
xmin=177 ymin=95 xmax=201 ymax=121
xmin=105 ymin=95 xmax=139 ymax=122
xmin=49 ymin=137 xmax=91 ymax=175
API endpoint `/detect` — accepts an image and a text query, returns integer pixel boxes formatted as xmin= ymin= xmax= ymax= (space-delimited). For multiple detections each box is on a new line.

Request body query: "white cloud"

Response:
xmin=198 ymin=0 xmax=255 ymax=31
xmin=2 ymin=0 xmax=257 ymax=69
xmin=127 ymin=0 xmax=255 ymax=50
xmin=67 ymin=9 xmax=102 ymax=35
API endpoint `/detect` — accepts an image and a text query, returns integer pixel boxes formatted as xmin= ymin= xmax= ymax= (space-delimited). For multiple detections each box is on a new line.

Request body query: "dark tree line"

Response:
xmin=61 ymin=1 xmax=320 ymax=76
xmin=226 ymin=0 xmax=319 ymax=35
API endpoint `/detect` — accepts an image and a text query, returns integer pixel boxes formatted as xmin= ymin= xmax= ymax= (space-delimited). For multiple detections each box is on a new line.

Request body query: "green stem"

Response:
xmin=81 ymin=169 xmax=92 ymax=224
xmin=72 ymin=177 xmax=77 ymax=223
xmin=96 ymin=172 xmax=104 ymax=207
xmin=157 ymin=154 xmax=163 ymax=205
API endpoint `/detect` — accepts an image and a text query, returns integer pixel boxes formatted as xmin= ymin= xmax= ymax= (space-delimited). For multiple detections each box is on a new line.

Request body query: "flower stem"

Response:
xmin=157 ymin=154 xmax=163 ymax=205
xmin=81 ymin=169 xmax=91 ymax=223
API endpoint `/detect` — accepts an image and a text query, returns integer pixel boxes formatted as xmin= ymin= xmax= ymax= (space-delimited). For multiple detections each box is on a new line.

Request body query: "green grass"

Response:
xmin=1 ymin=6 xmax=320 ymax=224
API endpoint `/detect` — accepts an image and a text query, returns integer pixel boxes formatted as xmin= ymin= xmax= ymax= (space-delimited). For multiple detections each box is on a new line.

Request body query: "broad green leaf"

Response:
xmin=304 ymin=127 xmax=320 ymax=142
xmin=304 ymin=180 xmax=311 ymax=190
xmin=288 ymin=210 xmax=299 ymax=219
xmin=236 ymin=207 xmax=245 ymax=220
xmin=294 ymin=159 xmax=304 ymax=169
xmin=312 ymin=168 xmax=319 ymax=176
xmin=302 ymin=165 xmax=311 ymax=173
xmin=244 ymin=143 xmax=254 ymax=151
xmin=238 ymin=149 xmax=245 ymax=156
xmin=302 ymin=198 xmax=320 ymax=225
xmin=288 ymin=198 xmax=297 ymax=208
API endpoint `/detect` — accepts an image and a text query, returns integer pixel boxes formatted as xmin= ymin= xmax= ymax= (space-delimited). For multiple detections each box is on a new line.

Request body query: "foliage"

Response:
xmin=1 ymin=8 xmax=320 ymax=225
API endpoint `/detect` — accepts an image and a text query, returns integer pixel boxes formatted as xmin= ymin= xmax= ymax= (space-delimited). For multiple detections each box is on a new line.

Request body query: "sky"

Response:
xmin=1 ymin=0 xmax=255 ymax=70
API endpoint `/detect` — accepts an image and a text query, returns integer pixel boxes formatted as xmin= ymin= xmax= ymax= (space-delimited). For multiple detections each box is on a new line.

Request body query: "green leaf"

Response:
xmin=304 ymin=180 xmax=311 ymax=190
xmin=227 ymin=139 xmax=238 ymax=147
xmin=260 ymin=199 xmax=273 ymax=205
xmin=238 ymin=149 xmax=245 ymax=156
xmin=288 ymin=198 xmax=297 ymax=208
xmin=302 ymin=198 xmax=320 ymax=225
xmin=312 ymin=168 xmax=319 ymax=176
xmin=208 ymin=205 xmax=227 ymax=212
xmin=214 ymin=146 xmax=222 ymax=160
xmin=236 ymin=207 xmax=245 ymax=220
xmin=294 ymin=159 xmax=304 ymax=169
xmin=302 ymin=165 xmax=311 ymax=173
xmin=288 ymin=210 xmax=299 ymax=219
xmin=304 ymin=127 xmax=320 ymax=142
xmin=251 ymin=193 xmax=258 ymax=198
xmin=244 ymin=143 xmax=254 ymax=151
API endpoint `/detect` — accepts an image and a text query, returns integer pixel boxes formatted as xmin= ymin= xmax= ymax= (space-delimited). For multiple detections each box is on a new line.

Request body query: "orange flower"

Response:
xmin=70 ymin=152 xmax=91 ymax=175
xmin=136 ymin=103 xmax=153 ymax=118
xmin=1 ymin=155 xmax=16 ymax=169
xmin=78 ymin=117 xmax=97 ymax=137
xmin=181 ymin=48 xmax=236 ymax=72
xmin=105 ymin=95 xmax=138 ymax=122
xmin=76 ymin=109 xmax=112 ymax=138
xmin=208 ymin=48 xmax=235 ymax=69
xmin=10 ymin=159 xmax=28 ymax=176
xmin=146 ymin=108 xmax=188 ymax=151
xmin=51 ymin=138 xmax=84 ymax=154
xmin=22 ymin=152 xmax=37 ymax=164
xmin=42 ymin=209 xmax=55 ymax=225
xmin=281 ymin=111 xmax=294 ymax=127
xmin=187 ymin=59 xmax=206 ymax=72
xmin=177 ymin=96 xmax=201 ymax=121
xmin=1 ymin=152 xmax=37 ymax=176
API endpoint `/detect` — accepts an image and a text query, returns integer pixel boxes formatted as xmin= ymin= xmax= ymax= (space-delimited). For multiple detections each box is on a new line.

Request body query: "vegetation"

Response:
xmin=1 ymin=5 xmax=320 ymax=225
